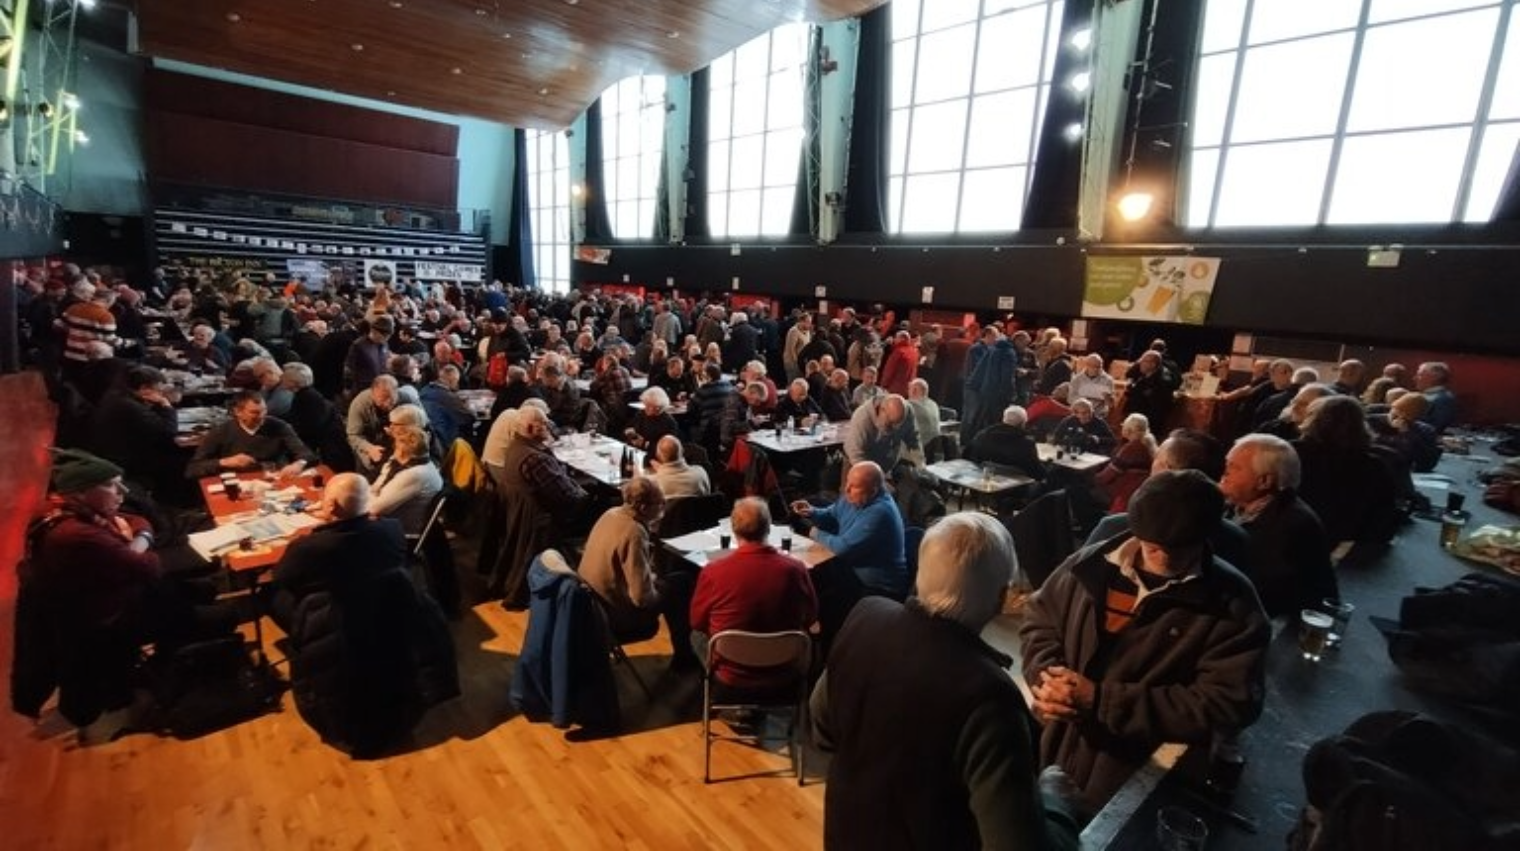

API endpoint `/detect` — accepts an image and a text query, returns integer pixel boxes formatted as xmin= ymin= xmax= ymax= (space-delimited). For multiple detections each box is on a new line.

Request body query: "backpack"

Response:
xmin=144 ymin=635 xmax=285 ymax=739
xmin=486 ymin=351 xmax=510 ymax=388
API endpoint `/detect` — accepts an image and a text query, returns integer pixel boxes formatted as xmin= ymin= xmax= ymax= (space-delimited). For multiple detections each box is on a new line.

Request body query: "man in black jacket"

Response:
xmin=91 ymin=365 xmax=186 ymax=503
xmin=812 ymin=512 xmax=1080 ymax=849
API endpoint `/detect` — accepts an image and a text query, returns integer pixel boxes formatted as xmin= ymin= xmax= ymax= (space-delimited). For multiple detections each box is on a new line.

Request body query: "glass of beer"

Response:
xmin=1299 ymin=609 xmax=1333 ymax=662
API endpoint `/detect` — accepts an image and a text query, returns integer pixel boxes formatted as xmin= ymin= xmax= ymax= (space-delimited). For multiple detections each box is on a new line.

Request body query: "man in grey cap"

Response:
xmin=1018 ymin=469 xmax=1270 ymax=809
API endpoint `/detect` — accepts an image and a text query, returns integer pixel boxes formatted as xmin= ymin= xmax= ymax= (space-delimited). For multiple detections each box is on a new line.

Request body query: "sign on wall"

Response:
xmin=1082 ymin=256 xmax=1221 ymax=325
xmin=414 ymin=261 xmax=484 ymax=282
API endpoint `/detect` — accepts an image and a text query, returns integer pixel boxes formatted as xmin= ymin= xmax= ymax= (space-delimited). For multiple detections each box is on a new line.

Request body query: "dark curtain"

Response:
xmin=789 ymin=26 xmax=824 ymax=239
xmin=684 ymin=68 xmax=711 ymax=240
xmin=582 ymin=99 xmax=614 ymax=242
xmin=503 ymin=128 xmax=536 ymax=290
xmin=842 ymin=5 xmax=891 ymax=236
xmin=1023 ymin=0 xmax=1097 ymax=230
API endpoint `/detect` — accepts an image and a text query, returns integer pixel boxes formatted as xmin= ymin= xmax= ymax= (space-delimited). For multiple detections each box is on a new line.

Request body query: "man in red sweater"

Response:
xmin=689 ymin=497 xmax=818 ymax=687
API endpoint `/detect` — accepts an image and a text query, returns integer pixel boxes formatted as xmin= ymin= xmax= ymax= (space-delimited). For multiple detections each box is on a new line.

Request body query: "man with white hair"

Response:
xmin=811 ymin=512 xmax=1081 ymax=849
xmin=1220 ymin=433 xmax=1338 ymax=618
xmin=1068 ymin=354 xmax=1116 ymax=419
xmin=651 ymin=434 xmax=710 ymax=498
xmin=580 ymin=476 xmax=700 ymax=672
xmin=268 ymin=473 xmax=407 ymax=629
xmin=968 ymin=405 xmax=1047 ymax=479
xmin=842 ymin=393 xmax=919 ymax=475
xmin=903 ymin=378 xmax=942 ymax=465
xmin=491 ymin=405 xmax=592 ymax=606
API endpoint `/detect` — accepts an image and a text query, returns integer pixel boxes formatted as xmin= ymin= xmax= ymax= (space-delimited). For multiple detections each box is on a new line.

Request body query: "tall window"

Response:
xmin=526 ymin=129 xmax=571 ymax=294
xmin=601 ymin=75 xmax=668 ymax=239
xmin=889 ymin=0 xmax=1067 ymax=233
xmin=1187 ymin=0 xmax=1520 ymax=227
xmin=708 ymin=23 xmax=809 ymax=237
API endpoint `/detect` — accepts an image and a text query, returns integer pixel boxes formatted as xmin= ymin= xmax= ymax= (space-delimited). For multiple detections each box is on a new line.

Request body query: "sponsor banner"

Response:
xmin=415 ymin=260 xmax=484 ymax=282
xmin=1082 ymin=256 xmax=1220 ymax=325
xmin=286 ymin=258 xmax=331 ymax=286
xmin=363 ymin=259 xmax=398 ymax=291
xmin=575 ymin=245 xmax=612 ymax=265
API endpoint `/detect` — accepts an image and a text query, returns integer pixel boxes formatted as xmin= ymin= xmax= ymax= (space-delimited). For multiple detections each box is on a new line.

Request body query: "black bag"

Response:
xmin=147 ymin=635 xmax=285 ymax=738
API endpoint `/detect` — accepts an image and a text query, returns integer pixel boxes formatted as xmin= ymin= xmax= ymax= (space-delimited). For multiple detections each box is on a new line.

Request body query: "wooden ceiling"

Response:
xmin=132 ymin=0 xmax=884 ymax=130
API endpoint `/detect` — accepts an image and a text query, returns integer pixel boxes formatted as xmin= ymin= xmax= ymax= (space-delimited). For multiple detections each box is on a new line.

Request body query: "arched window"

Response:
xmin=1187 ymin=0 xmax=1520 ymax=226
xmin=707 ymin=23 xmax=810 ymax=237
xmin=526 ymin=128 xmax=571 ymax=294
xmin=889 ymin=0 xmax=1067 ymax=233
xmin=601 ymin=75 xmax=667 ymax=239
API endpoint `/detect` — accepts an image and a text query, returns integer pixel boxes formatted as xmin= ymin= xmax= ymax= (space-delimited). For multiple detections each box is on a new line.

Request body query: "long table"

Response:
xmin=743 ymin=422 xmax=846 ymax=455
xmin=192 ymin=468 xmax=332 ymax=573
xmin=661 ymin=520 xmax=835 ymax=570
xmin=552 ymin=432 xmax=649 ymax=488
xmin=1036 ymin=442 xmax=1109 ymax=473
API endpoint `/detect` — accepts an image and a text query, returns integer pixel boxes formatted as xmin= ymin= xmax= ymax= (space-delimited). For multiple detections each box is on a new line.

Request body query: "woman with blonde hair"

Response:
xmin=1095 ymin=413 xmax=1157 ymax=512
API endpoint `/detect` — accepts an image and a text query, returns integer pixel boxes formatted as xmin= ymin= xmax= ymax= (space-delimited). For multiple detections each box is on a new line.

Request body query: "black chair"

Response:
xmin=1005 ymin=489 xmax=1074 ymax=590
xmin=581 ymin=581 xmax=656 ymax=701
xmin=660 ymin=493 xmax=728 ymax=539
xmin=408 ymin=490 xmax=460 ymax=616
xmin=701 ymin=630 xmax=812 ymax=784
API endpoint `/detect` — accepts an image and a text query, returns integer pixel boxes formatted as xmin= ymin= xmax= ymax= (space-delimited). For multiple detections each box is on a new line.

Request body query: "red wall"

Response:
xmin=143 ymin=70 xmax=459 ymax=210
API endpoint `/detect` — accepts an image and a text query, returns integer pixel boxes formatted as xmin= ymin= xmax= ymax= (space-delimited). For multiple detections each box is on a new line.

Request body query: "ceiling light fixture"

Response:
xmin=451 ymin=67 xmax=462 ymax=75
xmin=389 ymin=0 xmax=402 ymax=7
xmin=474 ymin=7 xmax=487 ymax=15
xmin=1116 ymin=191 xmax=1154 ymax=222
xmin=351 ymin=43 xmax=364 ymax=51
xmin=667 ymin=30 xmax=680 ymax=38
xmin=74 ymin=129 xmax=89 ymax=145
xmin=62 ymin=92 xmax=80 ymax=110
xmin=1069 ymin=28 xmax=1092 ymax=51
xmin=225 ymin=12 xmax=241 ymax=22
xmin=1068 ymin=71 xmax=1091 ymax=94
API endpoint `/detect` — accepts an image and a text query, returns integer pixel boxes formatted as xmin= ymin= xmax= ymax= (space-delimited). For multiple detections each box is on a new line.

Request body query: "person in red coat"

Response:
xmin=878 ymin=330 xmax=920 ymax=397
xmin=689 ymin=497 xmax=819 ymax=687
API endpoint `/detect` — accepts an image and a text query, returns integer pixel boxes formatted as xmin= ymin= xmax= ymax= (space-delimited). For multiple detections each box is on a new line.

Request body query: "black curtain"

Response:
xmin=842 ymin=5 xmax=891 ymax=236
xmin=1495 ymin=142 xmax=1520 ymax=221
xmin=684 ymin=68 xmax=711 ymax=240
xmin=502 ymin=128 xmax=536 ymax=290
xmin=789 ymin=25 xmax=824 ymax=238
xmin=582 ymin=99 xmax=614 ymax=242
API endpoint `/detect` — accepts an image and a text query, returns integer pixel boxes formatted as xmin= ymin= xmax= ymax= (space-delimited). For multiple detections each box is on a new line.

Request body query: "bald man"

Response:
xmin=793 ymin=461 xmax=909 ymax=598
xmin=268 ymin=473 xmax=408 ymax=630
xmin=843 ymin=393 xmax=919 ymax=476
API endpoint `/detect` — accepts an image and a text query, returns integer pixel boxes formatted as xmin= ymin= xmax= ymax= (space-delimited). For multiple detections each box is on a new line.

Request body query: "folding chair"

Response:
xmin=583 ymin=583 xmax=656 ymax=701
xmin=702 ymin=630 xmax=812 ymax=784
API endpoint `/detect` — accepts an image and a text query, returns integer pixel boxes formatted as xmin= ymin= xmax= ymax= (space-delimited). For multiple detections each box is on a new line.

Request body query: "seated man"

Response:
xmin=1020 ymin=470 xmax=1270 ymax=809
xmin=267 ymin=473 xmax=458 ymax=757
xmin=186 ymin=390 xmax=314 ymax=479
xmin=689 ymin=497 xmax=818 ymax=686
xmin=346 ymin=374 xmax=417 ymax=478
xmin=774 ymin=378 xmax=824 ymax=428
xmin=418 ymin=363 xmax=477 ymax=450
xmin=579 ymin=477 xmax=699 ymax=672
xmin=842 ymin=394 xmax=919 ymax=475
xmin=91 ymin=364 xmax=184 ymax=502
xmin=969 ymin=405 xmax=1048 ymax=479
xmin=20 ymin=449 xmax=236 ymax=743
xmin=1221 ymin=434 xmax=1338 ymax=618
xmin=651 ymin=434 xmax=711 ymax=499
xmin=811 ymin=512 xmax=1080 ymax=849
xmin=792 ymin=461 xmax=909 ymax=599
xmin=490 ymin=405 xmax=593 ymax=606
xmin=818 ymin=368 xmax=854 ymax=423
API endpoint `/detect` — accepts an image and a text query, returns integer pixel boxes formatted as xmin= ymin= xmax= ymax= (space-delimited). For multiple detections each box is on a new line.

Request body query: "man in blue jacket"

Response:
xmin=792 ymin=461 xmax=908 ymax=599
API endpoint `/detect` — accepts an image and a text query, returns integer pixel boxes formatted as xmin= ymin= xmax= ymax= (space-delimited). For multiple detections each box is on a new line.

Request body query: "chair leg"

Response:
xmin=612 ymin=644 xmax=654 ymax=701
xmin=702 ymin=675 xmax=713 ymax=784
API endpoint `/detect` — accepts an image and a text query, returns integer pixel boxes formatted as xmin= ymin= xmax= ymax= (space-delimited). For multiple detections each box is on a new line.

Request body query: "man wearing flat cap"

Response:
xmin=1019 ymin=469 xmax=1270 ymax=809
xmin=17 ymin=449 xmax=238 ymax=743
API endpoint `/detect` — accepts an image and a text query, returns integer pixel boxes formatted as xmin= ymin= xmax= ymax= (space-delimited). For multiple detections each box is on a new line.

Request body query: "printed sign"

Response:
xmin=414 ymin=261 xmax=483 ymax=282
xmin=1082 ymin=256 xmax=1220 ymax=325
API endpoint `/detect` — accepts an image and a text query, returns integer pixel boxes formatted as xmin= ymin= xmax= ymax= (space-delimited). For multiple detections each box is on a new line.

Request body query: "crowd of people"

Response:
xmin=13 ymin=259 xmax=1504 ymax=846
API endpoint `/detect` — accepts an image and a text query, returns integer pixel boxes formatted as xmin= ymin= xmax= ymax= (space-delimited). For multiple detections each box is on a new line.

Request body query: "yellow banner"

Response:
xmin=1082 ymin=256 xmax=1220 ymax=324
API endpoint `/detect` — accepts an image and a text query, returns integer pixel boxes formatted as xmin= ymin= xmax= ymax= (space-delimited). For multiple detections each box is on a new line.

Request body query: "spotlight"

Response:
xmin=1069 ymin=28 xmax=1092 ymax=51
xmin=1063 ymin=122 xmax=1084 ymax=142
xmin=62 ymin=92 xmax=80 ymax=111
xmin=1068 ymin=71 xmax=1091 ymax=94
xmin=1117 ymin=191 xmax=1154 ymax=222
xmin=74 ymin=129 xmax=89 ymax=145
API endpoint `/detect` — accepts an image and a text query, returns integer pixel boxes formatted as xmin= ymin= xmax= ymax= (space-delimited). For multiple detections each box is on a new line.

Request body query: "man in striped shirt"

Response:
xmin=1018 ymin=469 xmax=1270 ymax=810
xmin=59 ymin=283 xmax=122 ymax=403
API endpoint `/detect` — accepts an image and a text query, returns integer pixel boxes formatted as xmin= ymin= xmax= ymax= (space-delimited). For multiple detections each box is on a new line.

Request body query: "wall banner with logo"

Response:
xmin=1082 ymin=256 xmax=1221 ymax=325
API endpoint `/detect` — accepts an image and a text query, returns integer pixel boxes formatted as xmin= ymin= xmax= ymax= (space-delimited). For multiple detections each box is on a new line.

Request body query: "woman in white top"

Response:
xmin=371 ymin=423 xmax=443 ymax=536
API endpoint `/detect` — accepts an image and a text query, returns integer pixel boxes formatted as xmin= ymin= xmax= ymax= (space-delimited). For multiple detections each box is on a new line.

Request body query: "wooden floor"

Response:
xmin=0 ymin=372 xmax=827 ymax=850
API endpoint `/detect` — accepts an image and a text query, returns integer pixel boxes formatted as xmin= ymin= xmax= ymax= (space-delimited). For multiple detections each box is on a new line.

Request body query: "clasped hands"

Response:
xmin=1031 ymin=666 xmax=1096 ymax=725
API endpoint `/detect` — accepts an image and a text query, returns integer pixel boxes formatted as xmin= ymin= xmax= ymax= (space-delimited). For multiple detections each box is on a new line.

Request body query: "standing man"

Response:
xmin=1020 ymin=470 xmax=1269 ymax=808
xmin=782 ymin=313 xmax=813 ymax=382
xmin=842 ymin=394 xmax=919 ymax=475
xmin=812 ymin=512 xmax=1081 ymax=849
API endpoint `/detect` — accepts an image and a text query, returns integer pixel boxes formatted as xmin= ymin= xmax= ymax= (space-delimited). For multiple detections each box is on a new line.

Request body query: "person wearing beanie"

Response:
xmin=1018 ymin=468 xmax=1270 ymax=809
xmin=17 ymin=449 xmax=237 ymax=743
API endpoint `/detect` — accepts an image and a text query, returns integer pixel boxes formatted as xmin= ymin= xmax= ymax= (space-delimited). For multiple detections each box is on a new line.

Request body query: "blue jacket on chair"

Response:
xmin=510 ymin=550 xmax=620 ymax=731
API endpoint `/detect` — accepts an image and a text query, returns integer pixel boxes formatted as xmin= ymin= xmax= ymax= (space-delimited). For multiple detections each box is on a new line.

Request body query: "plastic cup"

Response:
xmin=1322 ymin=598 xmax=1354 ymax=648
xmin=225 ymin=481 xmax=243 ymax=501
xmin=719 ymin=533 xmax=732 ymax=550
xmin=1156 ymin=806 xmax=1208 ymax=850
xmin=1299 ymin=609 xmax=1333 ymax=662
